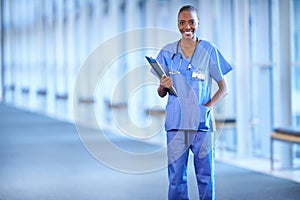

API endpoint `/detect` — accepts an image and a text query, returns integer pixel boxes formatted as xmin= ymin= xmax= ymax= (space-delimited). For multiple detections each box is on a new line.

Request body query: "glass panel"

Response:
xmin=249 ymin=0 xmax=272 ymax=157
xmin=292 ymin=0 xmax=300 ymax=127
xmin=292 ymin=0 xmax=300 ymax=62
xmin=213 ymin=0 xmax=237 ymax=154
xmin=292 ymin=0 xmax=300 ymax=162
xmin=2 ymin=0 xmax=14 ymax=102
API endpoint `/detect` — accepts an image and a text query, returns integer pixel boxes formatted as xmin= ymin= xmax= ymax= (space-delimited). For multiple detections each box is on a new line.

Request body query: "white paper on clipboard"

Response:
xmin=145 ymin=56 xmax=178 ymax=97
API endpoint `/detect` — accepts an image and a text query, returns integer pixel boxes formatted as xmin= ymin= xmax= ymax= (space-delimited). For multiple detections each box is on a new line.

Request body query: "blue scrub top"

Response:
xmin=156 ymin=40 xmax=232 ymax=131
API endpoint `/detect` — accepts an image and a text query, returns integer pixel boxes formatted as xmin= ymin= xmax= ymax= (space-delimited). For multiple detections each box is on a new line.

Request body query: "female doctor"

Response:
xmin=156 ymin=5 xmax=232 ymax=200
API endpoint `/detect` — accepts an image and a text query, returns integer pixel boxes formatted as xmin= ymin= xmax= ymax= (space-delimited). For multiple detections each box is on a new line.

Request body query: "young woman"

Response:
xmin=156 ymin=5 xmax=232 ymax=200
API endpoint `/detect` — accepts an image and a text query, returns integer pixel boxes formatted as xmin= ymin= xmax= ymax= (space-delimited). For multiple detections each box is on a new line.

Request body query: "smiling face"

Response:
xmin=177 ymin=10 xmax=199 ymax=40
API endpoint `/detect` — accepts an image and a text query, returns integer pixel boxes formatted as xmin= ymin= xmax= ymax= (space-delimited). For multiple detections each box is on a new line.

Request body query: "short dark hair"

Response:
xmin=178 ymin=5 xmax=199 ymax=20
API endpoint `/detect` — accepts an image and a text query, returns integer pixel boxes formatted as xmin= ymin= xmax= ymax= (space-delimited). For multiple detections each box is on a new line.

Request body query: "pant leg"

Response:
xmin=167 ymin=130 xmax=191 ymax=200
xmin=191 ymin=131 xmax=215 ymax=200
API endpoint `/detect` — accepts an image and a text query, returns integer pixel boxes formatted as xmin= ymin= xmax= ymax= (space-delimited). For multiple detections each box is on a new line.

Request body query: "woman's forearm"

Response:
xmin=205 ymin=78 xmax=228 ymax=108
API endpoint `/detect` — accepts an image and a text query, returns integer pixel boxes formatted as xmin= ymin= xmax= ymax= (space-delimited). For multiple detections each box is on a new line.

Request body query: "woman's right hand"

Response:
xmin=160 ymin=75 xmax=173 ymax=89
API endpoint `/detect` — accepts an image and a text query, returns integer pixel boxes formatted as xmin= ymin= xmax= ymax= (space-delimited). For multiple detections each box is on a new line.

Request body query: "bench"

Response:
xmin=215 ymin=118 xmax=236 ymax=129
xmin=270 ymin=127 xmax=300 ymax=170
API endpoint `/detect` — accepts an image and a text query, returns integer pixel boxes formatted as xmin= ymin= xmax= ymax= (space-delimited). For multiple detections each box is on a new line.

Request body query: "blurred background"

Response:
xmin=0 ymin=0 xmax=300 ymax=186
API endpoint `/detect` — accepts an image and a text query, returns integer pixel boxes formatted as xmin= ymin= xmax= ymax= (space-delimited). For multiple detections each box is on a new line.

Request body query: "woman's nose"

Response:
xmin=184 ymin=23 xmax=191 ymax=29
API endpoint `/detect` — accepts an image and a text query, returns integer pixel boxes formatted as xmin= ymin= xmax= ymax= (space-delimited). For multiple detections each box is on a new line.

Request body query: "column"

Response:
xmin=44 ymin=0 xmax=56 ymax=115
xmin=54 ymin=0 xmax=69 ymax=119
xmin=29 ymin=0 xmax=40 ymax=110
xmin=35 ymin=0 xmax=48 ymax=111
xmin=65 ymin=0 xmax=77 ymax=120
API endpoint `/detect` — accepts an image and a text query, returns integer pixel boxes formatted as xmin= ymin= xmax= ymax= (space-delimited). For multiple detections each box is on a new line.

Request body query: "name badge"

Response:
xmin=192 ymin=70 xmax=205 ymax=81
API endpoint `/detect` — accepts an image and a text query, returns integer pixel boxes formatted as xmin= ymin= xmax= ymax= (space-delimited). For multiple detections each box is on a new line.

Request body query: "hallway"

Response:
xmin=1 ymin=103 xmax=300 ymax=200
xmin=0 ymin=103 xmax=168 ymax=200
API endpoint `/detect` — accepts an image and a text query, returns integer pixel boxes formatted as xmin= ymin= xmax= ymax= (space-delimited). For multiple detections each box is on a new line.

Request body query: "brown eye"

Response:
xmin=189 ymin=20 xmax=196 ymax=26
xmin=178 ymin=21 xmax=185 ymax=26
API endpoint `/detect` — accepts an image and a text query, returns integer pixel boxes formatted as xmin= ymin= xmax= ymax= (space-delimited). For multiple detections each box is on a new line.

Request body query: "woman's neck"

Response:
xmin=180 ymin=37 xmax=197 ymax=48
xmin=179 ymin=37 xmax=198 ymax=59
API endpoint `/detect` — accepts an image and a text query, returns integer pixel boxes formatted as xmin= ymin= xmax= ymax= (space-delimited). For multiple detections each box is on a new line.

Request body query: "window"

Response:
xmin=291 ymin=0 xmax=300 ymax=126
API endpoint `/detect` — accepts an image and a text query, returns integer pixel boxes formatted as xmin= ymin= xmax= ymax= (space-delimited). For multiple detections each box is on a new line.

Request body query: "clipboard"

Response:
xmin=145 ymin=56 xmax=178 ymax=97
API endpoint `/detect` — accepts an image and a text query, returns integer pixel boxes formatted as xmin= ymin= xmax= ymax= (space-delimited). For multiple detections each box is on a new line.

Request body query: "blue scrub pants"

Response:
xmin=167 ymin=130 xmax=215 ymax=200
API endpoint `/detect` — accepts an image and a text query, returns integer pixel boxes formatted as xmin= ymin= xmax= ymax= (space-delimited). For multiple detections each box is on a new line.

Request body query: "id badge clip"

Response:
xmin=192 ymin=69 xmax=205 ymax=81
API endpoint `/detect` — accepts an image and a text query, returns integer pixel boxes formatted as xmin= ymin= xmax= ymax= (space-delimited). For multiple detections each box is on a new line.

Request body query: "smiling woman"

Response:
xmin=1 ymin=0 xmax=300 ymax=199
xmin=155 ymin=4 xmax=232 ymax=200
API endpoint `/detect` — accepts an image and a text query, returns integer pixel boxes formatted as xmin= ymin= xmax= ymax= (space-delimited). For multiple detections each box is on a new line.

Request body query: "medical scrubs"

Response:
xmin=156 ymin=40 xmax=232 ymax=200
